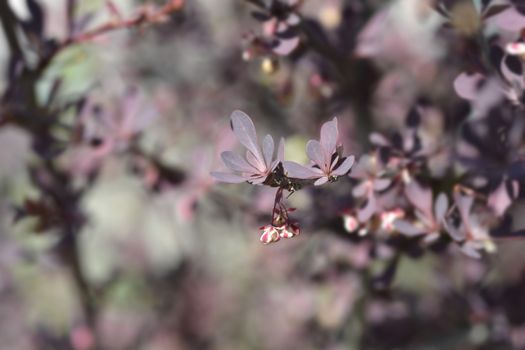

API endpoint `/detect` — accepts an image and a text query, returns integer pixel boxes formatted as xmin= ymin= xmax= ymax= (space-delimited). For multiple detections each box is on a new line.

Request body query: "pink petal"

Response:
xmin=332 ymin=155 xmax=355 ymax=176
xmin=506 ymin=42 xmax=525 ymax=56
xmin=249 ymin=175 xmax=268 ymax=185
xmin=282 ymin=161 xmax=320 ymax=179
xmin=210 ymin=172 xmax=246 ymax=183
xmin=488 ymin=181 xmax=512 ymax=216
xmin=314 ymin=177 xmax=329 ymax=186
xmin=246 ymin=150 xmax=266 ymax=172
xmin=306 ymin=140 xmax=328 ymax=170
xmin=262 ymin=134 xmax=275 ymax=168
xmin=320 ymin=117 xmax=338 ymax=156
xmin=277 ymin=137 xmax=285 ymax=162
xmin=221 ymin=151 xmax=256 ymax=173
xmin=231 ymin=110 xmax=264 ymax=162
xmin=271 ymin=137 xmax=286 ymax=170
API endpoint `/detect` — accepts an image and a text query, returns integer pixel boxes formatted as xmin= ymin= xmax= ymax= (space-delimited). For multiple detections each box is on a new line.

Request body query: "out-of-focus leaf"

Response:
xmin=394 ymin=219 xmax=423 ymax=236
xmin=504 ymin=54 xmax=523 ymax=76
xmin=434 ymin=193 xmax=449 ymax=223
xmin=453 ymin=72 xmax=484 ymax=100
xmin=251 ymin=11 xmax=270 ymax=22
xmin=482 ymin=4 xmax=511 ymax=19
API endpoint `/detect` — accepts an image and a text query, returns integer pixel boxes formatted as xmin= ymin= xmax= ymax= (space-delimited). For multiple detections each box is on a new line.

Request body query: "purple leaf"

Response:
xmin=320 ymin=117 xmax=338 ymax=156
xmin=221 ymin=151 xmax=255 ymax=173
xmin=405 ymin=181 xmax=433 ymax=219
xmin=332 ymin=156 xmax=355 ymax=176
xmin=460 ymin=243 xmax=481 ymax=259
xmin=444 ymin=220 xmax=466 ymax=241
xmin=373 ymin=178 xmax=392 ymax=191
xmin=349 ymin=155 xmax=373 ymax=179
xmin=455 ymin=193 xmax=474 ymax=224
xmin=358 ymin=195 xmax=376 ymax=222
xmin=434 ymin=193 xmax=448 ymax=223
xmin=482 ymin=4 xmax=511 ymax=20
xmin=272 ymin=37 xmax=300 ymax=56
xmin=487 ymin=6 xmax=525 ymax=31
xmin=501 ymin=55 xmax=523 ymax=86
xmin=352 ymin=181 xmax=369 ymax=197
xmin=393 ymin=219 xmax=423 ymax=236
xmin=210 ymin=172 xmax=247 ymax=183
xmin=454 ymin=72 xmax=485 ymax=100
xmin=282 ymin=161 xmax=319 ymax=179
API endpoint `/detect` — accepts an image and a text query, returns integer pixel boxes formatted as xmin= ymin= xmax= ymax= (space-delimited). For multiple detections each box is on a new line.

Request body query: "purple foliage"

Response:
xmin=5 ymin=0 xmax=525 ymax=348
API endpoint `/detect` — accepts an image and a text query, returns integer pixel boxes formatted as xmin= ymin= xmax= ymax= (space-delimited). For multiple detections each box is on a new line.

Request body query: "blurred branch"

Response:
xmin=61 ymin=0 xmax=184 ymax=48
xmin=36 ymin=0 xmax=185 ymax=78
xmin=0 ymin=1 xmax=185 ymax=347
xmin=0 ymin=1 xmax=25 ymax=63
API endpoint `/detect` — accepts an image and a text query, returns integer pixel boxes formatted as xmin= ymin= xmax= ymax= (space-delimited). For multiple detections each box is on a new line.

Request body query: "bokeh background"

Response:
xmin=2 ymin=0 xmax=525 ymax=349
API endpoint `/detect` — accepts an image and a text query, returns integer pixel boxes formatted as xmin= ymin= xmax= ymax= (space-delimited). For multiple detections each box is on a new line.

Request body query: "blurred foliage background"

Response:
xmin=2 ymin=0 xmax=525 ymax=349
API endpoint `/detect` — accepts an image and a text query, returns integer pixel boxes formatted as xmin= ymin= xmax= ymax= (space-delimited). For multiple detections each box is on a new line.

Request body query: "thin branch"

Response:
xmin=0 ymin=1 xmax=25 ymax=64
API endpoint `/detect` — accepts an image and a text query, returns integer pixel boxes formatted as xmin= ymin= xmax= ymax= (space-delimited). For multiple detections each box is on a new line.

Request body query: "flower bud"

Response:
xmin=343 ymin=214 xmax=359 ymax=232
xmin=259 ymin=225 xmax=280 ymax=244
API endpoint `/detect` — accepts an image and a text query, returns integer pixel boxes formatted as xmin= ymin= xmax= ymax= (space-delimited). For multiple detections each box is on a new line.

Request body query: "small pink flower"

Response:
xmin=259 ymin=224 xmax=281 ymax=244
xmin=283 ymin=117 xmax=355 ymax=185
xmin=393 ymin=180 xmax=449 ymax=243
xmin=506 ymin=41 xmax=525 ymax=56
xmin=343 ymin=214 xmax=359 ymax=232
xmin=258 ymin=188 xmax=301 ymax=244
xmin=380 ymin=208 xmax=405 ymax=233
xmin=278 ymin=222 xmax=300 ymax=239
xmin=443 ymin=190 xmax=496 ymax=258
xmin=211 ymin=110 xmax=284 ymax=185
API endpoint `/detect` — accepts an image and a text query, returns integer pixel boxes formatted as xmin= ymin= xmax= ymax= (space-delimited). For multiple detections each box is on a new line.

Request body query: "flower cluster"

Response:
xmin=242 ymin=0 xmax=302 ymax=60
xmin=258 ymin=188 xmax=300 ymax=244
xmin=212 ymin=110 xmax=355 ymax=243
